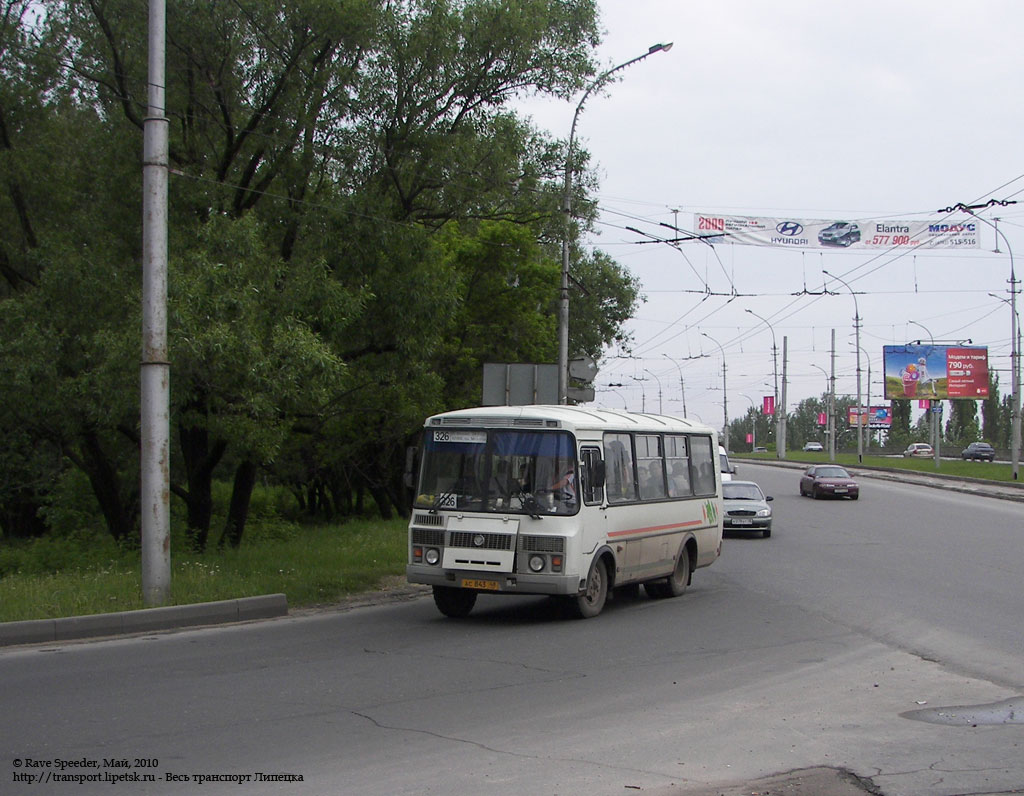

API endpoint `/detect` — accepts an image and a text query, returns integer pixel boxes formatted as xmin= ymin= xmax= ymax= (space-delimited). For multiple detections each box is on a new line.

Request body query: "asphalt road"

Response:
xmin=2 ymin=464 xmax=1022 ymax=796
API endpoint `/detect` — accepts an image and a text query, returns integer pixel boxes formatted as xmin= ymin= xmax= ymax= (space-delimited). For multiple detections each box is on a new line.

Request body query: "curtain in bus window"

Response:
xmin=636 ymin=435 xmax=666 ymax=500
xmin=604 ymin=433 xmax=636 ymax=504
xmin=665 ymin=435 xmax=692 ymax=497
xmin=580 ymin=447 xmax=603 ymax=504
xmin=690 ymin=435 xmax=716 ymax=495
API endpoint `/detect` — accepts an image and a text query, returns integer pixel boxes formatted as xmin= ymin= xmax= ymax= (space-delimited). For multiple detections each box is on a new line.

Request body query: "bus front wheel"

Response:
xmin=571 ymin=558 xmax=608 ymax=619
xmin=432 ymin=585 xmax=477 ymax=618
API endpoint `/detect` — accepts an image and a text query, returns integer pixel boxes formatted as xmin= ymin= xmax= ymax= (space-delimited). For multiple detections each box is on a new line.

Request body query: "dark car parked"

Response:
xmin=818 ymin=221 xmax=861 ymax=247
xmin=799 ymin=465 xmax=860 ymax=500
xmin=961 ymin=442 xmax=996 ymax=461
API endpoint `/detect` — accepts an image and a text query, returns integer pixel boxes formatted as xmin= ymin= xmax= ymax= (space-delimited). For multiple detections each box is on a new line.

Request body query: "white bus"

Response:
xmin=406 ymin=406 xmax=723 ymax=619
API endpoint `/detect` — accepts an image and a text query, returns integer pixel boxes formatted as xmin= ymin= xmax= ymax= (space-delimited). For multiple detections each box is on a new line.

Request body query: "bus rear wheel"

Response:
xmin=571 ymin=558 xmax=608 ymax=619
xmin=645 ymin=549 xmax=691 ymax=599
xmin=432 ymin=585 xmax=477 ymax=618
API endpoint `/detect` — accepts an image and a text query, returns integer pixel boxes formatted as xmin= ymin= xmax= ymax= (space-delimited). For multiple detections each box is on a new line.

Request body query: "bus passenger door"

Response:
xmin=578 ymin=447 xmax=607 ymax=559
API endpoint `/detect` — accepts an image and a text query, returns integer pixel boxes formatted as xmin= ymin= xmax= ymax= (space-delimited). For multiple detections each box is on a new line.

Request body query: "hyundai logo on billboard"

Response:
xmin=773 ymin=221 xmax=807 ymax=246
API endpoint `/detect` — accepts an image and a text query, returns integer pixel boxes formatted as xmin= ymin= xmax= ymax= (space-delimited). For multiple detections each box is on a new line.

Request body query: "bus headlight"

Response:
xmin=529 ymin=555 xmax=545 ymax=573
xmin=425 ymin=548 xmax=440 ymax=565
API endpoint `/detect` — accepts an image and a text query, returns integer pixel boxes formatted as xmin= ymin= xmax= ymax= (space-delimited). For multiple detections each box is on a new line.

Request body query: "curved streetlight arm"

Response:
xmin=558 ymin=42 xmax=673 ymax=404
xmin=701 ymin=331 xmax=729 ymax=451
xmin=745 ymin=308 xmax=781 ymax=456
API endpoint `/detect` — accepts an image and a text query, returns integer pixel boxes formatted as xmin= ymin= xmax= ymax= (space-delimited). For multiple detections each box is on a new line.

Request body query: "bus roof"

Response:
xmin=424 ymin=405 xmax=716 ymax=437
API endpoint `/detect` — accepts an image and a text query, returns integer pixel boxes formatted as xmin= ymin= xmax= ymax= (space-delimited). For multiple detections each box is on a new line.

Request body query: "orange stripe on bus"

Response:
xmin=607 ymin=520 xmax=704 ymax=538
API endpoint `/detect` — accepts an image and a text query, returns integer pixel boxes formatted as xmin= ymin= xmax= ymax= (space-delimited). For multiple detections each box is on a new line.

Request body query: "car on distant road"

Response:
xmin=961 ymin=442 xmax=996 ymax=461
xmin=722 ymin=480 xmax=773 ymax=538
xmin=799 ymin=465 xmax=860 ymax=500
xmin=903 ymin=443 xmax=934 ymax=458
xmin=802 ymin=441 xmax=824 ymax=452
xmin=818 ymin=221 xmax=861 ymax=247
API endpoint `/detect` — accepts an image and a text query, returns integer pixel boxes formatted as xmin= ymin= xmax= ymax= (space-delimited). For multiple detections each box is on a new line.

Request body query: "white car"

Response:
xmin=802 ymin=442 xmax=824 ymax=452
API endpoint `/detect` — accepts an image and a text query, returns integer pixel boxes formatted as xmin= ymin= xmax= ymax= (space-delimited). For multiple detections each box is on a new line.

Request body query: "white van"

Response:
xmin=719 ymin=445 xmax=735 ymax=482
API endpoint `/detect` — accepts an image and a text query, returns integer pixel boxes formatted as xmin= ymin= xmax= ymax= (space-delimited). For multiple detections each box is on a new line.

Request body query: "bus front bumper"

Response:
xmin=406 ymin=565 xmax=581 ymax=596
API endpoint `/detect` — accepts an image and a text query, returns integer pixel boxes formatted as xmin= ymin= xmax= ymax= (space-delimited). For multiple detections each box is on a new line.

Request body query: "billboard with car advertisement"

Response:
xmin=883 ymin=345 xmax=989 ymax=400
xmin=694 ymin=213 xmax=979 ymax=250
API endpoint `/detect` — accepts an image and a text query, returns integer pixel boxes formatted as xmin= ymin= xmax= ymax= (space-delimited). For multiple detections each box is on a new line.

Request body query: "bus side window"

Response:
xmin=603 ymin=434 xmax=636 ymax=504
xmin=579 ymin=447 xmax=604 ymax=505
xmin=666 ymin=435 xmax=692 ymax=497
xmin=690 ymin=435 xmax=716 ymax=495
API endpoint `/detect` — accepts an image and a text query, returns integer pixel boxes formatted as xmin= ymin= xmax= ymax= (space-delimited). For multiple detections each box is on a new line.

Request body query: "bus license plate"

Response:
xmin=462 ymin=578 xmax=499 ymax=591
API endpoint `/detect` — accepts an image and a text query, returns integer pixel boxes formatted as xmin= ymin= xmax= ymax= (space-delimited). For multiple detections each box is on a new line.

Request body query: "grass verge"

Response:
xmin=0 ymin=518 xmax=408 ymax=623
xmin=734 ymin=451 xmax=1021 ymax=481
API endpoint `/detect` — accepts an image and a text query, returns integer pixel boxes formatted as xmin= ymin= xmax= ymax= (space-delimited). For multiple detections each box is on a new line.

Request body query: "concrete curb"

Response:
xmin=0 ymin=593 xmax=288 ymax=648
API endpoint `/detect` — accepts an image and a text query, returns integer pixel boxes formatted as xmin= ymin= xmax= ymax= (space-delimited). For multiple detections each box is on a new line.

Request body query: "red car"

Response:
xmin=799 ymin=465 xmax=860 ymax=500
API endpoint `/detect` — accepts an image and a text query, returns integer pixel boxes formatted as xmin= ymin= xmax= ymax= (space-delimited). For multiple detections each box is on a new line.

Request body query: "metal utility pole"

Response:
xmin=937 ymin=202 xmax=1019 ymax=479
xmin=141 ymin=0 xmax=170 ymax=605
xmin=780 ymin=336 xmax=788 ymax=458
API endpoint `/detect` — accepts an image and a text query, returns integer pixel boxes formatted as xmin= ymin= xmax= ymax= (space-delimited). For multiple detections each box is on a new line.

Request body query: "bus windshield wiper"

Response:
xmin=519 ymin=492 xmax=544 ymax=520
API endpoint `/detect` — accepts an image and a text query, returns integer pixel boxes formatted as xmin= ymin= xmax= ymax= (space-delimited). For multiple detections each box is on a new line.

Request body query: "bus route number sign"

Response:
xmin=433 ymin=430 xmax=486 ymax=444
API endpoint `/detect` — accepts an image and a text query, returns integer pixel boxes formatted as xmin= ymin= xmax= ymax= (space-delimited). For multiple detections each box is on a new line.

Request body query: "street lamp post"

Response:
xmin=940 ymin=204 xmax=1019 ymax=479
xmin=989 ymin=291 xmax=1022 ymax=475
xmin=823 ymin=270 xmax=863 ymax=462
xmin=908 ymin=320 xmax=941 ymax=468
xmin=644 ymin=369 xmax=663 ymax=414
xmin=629 ymin=374 xmax=648 ymax=413
xmin=702 ymin=332 xmax=729 ymax=451
xmin=739 ymin=393 xmax=756 ymax=451
xmin=811 ymin=363 xmax=835 ymax=461
xmin=746 ymin=308 xmax=780 ymax=457
xmin=850 ymin=341 xmax=874 ymax=456
xmin=663 ymin=354 xmax=688 ymax=417
xmin=558 ymin=43 xmax=673 ymax=404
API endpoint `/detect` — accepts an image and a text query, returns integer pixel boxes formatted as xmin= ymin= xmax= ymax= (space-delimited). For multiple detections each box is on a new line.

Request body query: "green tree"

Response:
xmin=786 ymin=395 xmax=826 ymax=450
xmin=889 ymin=399 xmax=912 ymax=451
xmin=945 ymin=400 xmax=980 ymax=449
xmin=982 ymin=371 xmax=1004 ymax=446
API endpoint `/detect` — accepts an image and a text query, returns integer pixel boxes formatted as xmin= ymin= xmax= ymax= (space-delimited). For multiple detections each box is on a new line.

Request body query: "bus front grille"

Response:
xmin=449 ymin=531 xmax=514 ymax=551
xmin=411 ymin=528 xmax=445 ymax=546
xmin=520 ymin=535 xmax=565 ymax=553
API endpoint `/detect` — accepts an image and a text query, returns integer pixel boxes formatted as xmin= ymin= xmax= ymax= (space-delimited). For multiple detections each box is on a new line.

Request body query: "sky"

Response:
xmin=515 ymin=0 xmax=1024 ymax=439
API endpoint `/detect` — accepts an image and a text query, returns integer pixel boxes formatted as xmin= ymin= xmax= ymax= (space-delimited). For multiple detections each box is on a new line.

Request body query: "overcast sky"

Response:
xmin=516 ymin=0 xmax=1024 ymax=438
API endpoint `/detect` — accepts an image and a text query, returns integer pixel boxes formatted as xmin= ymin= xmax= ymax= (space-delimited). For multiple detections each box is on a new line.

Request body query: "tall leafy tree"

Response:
xmin=945 ymin=400 xmax=980 ymax=448
xmin=982 ymin=371 xmax=1004 ymax=446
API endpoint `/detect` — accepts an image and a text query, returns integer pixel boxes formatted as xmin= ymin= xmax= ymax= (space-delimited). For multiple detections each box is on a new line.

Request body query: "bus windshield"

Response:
xmin=415 ymin=428 xmax=577 ymax=515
